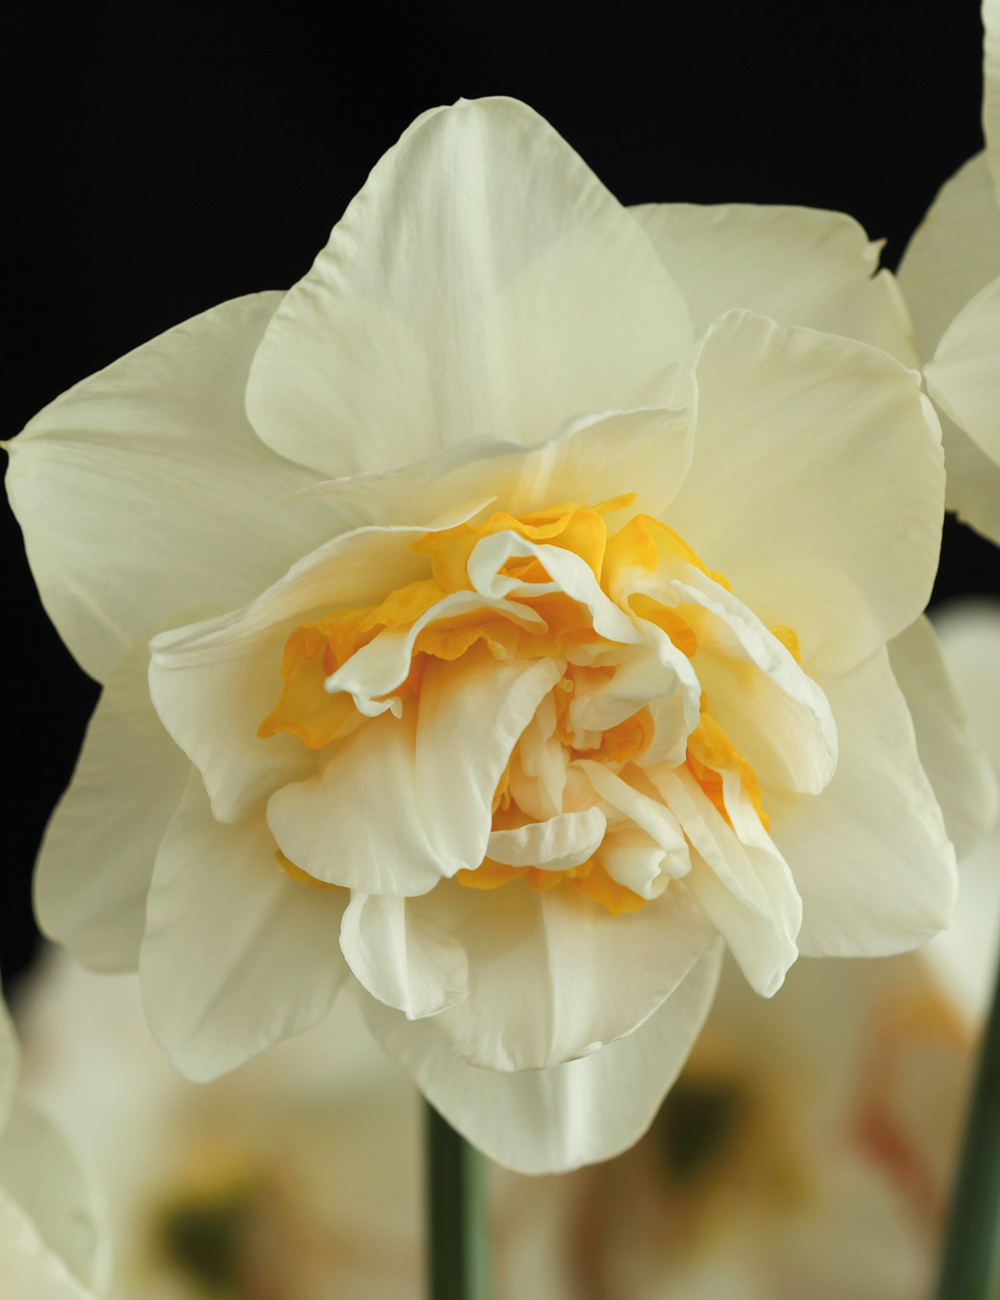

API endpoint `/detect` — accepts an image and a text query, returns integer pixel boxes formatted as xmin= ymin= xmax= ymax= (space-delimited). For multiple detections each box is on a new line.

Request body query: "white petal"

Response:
xmin=897 ymin=152 xmax=1000 ymax=362
xmin=268 ymin=651 xmax=561 ymax=894
xmin=0 ymin=1098 xmax=103 ymax=1290
xmin=246 ymin=97 xmax=692 ymax=477
xmin=888 ymin=615 xmax=998 ymax=860
xmin=0 ymin=1000 xmax=17 ymax=1136
xmin=632 ymin=202 xmax=916 ymax=364
xmin=931 ymin=597 xmax=1000 ymax=776
xmin=340 ymin=892 xmax=469 ymax=1020
xmin=941 ymin=410 xmax=1000 ymax=546
xmin=650 ymin=766 xmax=800 ymax=996
xmin=770 ymin=646 xmax=958 ymax=957
xmin=148 ymin=519 xmax=469 ymax=823
xmin=573 ymin=760 xmax=690 ymax=875
xmin=306 ymin=404 xmax=696 ymax=528
xmin=358 ymin=939 xmax=724 ymax=1173
xmin=0 ymin=1186 xmax=95 ymax=1300
xmin=925 ymin=276 xmax=1000 ymax=465
xmin=596 ymin=825 xmax=674 ymax=899
xmin=5 ymin=293 xmax=348 ymax=683
xmin=140 ymin=772 xmax=349 ymax=1081
xmin=35 ymin=640 xmax=190 ymax=973
xmin=487 ymin=808 xmax=606 ymax=870
xmin=429 ymin=877 xmax=717 ymax=1071
xmin=667 ymin=311 xmax=944 ymax=676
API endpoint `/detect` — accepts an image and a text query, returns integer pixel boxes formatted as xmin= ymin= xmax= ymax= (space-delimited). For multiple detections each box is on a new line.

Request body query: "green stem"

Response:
xmin=935 ymin=949 xmax=1000 ymax=1300
xmin=426 ymin=1103 xmax=492 ymax=1300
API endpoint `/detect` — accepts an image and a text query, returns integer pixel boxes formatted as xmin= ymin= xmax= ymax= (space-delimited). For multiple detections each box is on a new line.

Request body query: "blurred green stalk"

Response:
xmin=935 ymin=949 xmax=1000 ymax=1299
xmin=426 ymin=1104 xmax=492 ymax=1300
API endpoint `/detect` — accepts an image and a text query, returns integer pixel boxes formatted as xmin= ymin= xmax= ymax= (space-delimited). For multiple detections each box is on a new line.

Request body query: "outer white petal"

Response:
xmin=770 ymin=646 xmax=957 ymax=957
xmin=340 ymin=892 xmax=469 ymax=1020
xmin=268 ymin=652 xmax=561 ymax=894
xmin=246 ymin=97 xmax=692 ymax=477
xmin=0 ymin=1098 xmax=103 ymax=1291
xmin=0 ymin=1186 xmax=95 ymax=1300
xmin=304 ymin=403 xmax=696 ymax=529
xmin=632 ymin=202 xmax=916 ymax=364
xmin=357 ymin=939 xmax=724 ymax=1174
xmin=148 ymin=510 xmax=489 ymax=824
xmin=667 ymin=311 xmax=944 ymax=677
xmin=0 ymin=1001 xmax=16 ymax=1138
xmin=139 ymin=772 xmax=349 ymax=1081
xmin=925 ymin=276 xmax=1000 ymax=467
xmin=940 ymin=406 xmax=1000 ymax=546
xmin=428 ymin=877 xmax=717 ymax=1071
xmin=931 ymin=597 xmax=1000 ymax=776
xmin=5 ymin=293 xmax=347 ymax=683
xmin=897 ymin=152 xmax=1000 ymax=363
xmin=888 ymin=615 xmax=998 ymax=860
xmin=35 ymin=639 xmax=190 ymax=973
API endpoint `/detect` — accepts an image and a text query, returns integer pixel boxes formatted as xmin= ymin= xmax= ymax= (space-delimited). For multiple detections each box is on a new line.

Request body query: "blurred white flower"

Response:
xmin=897 ymin=0 xmax=1000 ymax=544
xmin=7 ymin=96 xmax=983 ymax=1173
xmin=0 ymin=993 xmax=105 ymax=1300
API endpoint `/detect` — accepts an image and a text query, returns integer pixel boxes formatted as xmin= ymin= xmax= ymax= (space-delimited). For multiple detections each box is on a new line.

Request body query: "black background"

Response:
xmin=4 ymin=1 xmax=999 ymax=992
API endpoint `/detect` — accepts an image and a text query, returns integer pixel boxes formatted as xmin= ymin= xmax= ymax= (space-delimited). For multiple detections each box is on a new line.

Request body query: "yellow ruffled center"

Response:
xmin=260 ymin=497 xmax=798 ymax=914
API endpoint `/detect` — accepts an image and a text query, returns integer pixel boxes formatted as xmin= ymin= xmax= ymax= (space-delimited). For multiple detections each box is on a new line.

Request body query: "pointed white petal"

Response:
xmin=35 ymin=640 xmax=190 ymax=973
xmin=340 ymin=892 xmax=469 ymax=1020
xmin=668 ymin=312 xmax=944 ymax=676
xmin=140 ymin=772 xmax=349 ymax=1081
xmin=770 ymin=646 xmax=958 ymax=957
xmin=246 ymin=97 xmax=692 ymax=476
xmin=925 ymin=276 xmax=1000 ymax=465
xmin=5 ymin=293 xmax=347 ymax=683
xmin=633 ymin=202 xmax=916 ymax=364
xmin=429 ymin=877 xmax=717 ymax=1071
xmin=358 ymin=940 xmax=724 ymax=1173
xmin=0 ymin=1098 xmax=103 ymax=1290
xmin=888 ymin=615 xmax=998 ymax=861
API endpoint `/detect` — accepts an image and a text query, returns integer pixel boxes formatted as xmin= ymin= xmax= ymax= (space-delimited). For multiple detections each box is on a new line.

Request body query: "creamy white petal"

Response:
xmin=140 ymin=772 xmax=349 ymax=1081
xmin=632 ymin=202 xmax=916 ymax=364
xmin=357 ymin=940 xmax=724 ymax=1173
xmin=770 ymin=646 xmax=958 ymax=957
xmin=596 ymin=825 xmax=673 ymax=899
xmin=650 ymin=766 xmax=800 ymax=996
xmin=487 ymin=808 xmax=607 ymax=870
xmin=573 ymin=760 xmax=690 ymax=877
xmin=428 ymin=877 xmax=717 ymax=1071
xmin=940 ymin=409 xmax=1000 ymax=546
xmin=340 ymin=892 xmax=469 ymax=1019
xmin=268 ymin=652 xmax=561 ymax=894
xmin=35 ymin=640 xmax=190 ymax=973
xmin=246 ymin=97 xmax=692 ymax=477
xmin=0 ymin=1186 xmax=96 ymax=1300
xmin=668 ymin=311 xmax=944 ymax=676
xmin=303 ymin=404 xmax=696 ymax=528
xmin=897 ymin=152 xmax=1000 ymax=361
xmin=925 ymin=276 xmax=1000 ymax=465
xmin=0 ymin=1001 xmax=17 ymax=1137
xmin=5 ymin=293 xmax=348 ymax=683
xmin=888 ymin=615 xmax=998 ymax=860
xmin=931 ymin=597 xmax=1000 ymax=776
xmin=148 ymin=519 xmax=477 ymax=824
xmin=0 ymin=1098 xmax=102 ymax=1290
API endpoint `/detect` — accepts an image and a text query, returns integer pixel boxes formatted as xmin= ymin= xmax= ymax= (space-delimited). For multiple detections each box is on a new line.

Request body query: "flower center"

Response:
xmin=259 ymin=496 xmax=803 ymax=915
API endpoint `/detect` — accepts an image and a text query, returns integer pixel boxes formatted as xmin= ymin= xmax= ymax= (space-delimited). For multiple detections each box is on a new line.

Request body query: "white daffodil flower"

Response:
xmin=897 ymin=0 xmax=1000 ymax=544
xmin=6 ymin=96 xmax=988 ymax=1173
xmin=0 ymin=994 xmax=105 ymax=1300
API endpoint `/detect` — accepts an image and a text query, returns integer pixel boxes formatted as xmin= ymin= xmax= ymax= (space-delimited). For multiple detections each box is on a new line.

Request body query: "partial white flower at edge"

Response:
xmin=0 ymin=994 xmax=105 ymax=1300
xmin=896 ymin=0 xmax=1000 ymax=545
xmin=5 ymin=95 xmax=993 ymax=1174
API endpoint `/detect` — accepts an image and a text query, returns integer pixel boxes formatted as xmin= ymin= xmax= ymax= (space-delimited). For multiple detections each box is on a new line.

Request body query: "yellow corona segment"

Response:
xmin=260 ymin=496 xmax=790 ymax=914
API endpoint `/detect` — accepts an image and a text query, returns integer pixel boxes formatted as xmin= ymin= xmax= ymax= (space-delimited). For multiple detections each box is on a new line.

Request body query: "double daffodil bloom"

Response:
xmin=7 ymin=97 xmax=988 ymax=1172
